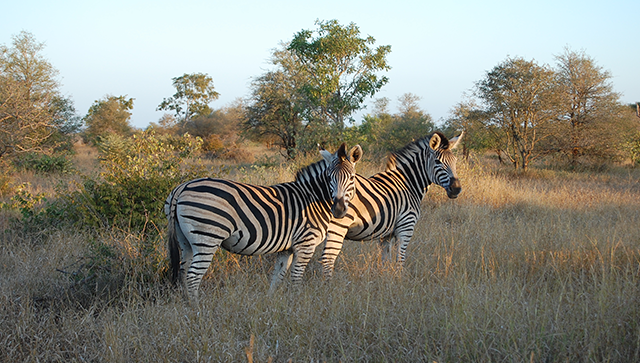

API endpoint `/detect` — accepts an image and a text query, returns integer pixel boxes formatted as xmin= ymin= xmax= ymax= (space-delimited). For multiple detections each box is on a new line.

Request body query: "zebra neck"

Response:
xmin=388 ymin=151 xmax=431 ymax=199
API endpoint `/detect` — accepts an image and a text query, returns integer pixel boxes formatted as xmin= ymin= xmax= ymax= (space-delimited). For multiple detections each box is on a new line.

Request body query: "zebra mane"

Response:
xmin=294 ymin=159 xmax=327 ymax=183
xmin=385 ymin=132 xmax=449 ymax=171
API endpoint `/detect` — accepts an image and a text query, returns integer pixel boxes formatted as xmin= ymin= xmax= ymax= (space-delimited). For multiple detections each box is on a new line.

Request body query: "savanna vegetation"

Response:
xmin=2 ymin=143 xmax=640 ymax=362
xmin=2 ymin=19 xmax=640 ymax=362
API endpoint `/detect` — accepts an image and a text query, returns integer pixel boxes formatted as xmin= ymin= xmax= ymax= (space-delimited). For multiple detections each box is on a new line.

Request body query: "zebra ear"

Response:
xmin=448 ymin=131 xmax=464 ymax=150
xmin=349 ymin=145 xmax=363 ymax=163
xmin=337 ymin=143 xmax=348 ymax=161
xmin=429 ymin=133 xmax=442 ymax=150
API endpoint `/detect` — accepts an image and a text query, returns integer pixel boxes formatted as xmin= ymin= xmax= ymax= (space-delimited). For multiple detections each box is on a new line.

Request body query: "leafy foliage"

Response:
xmin=157 ymin=73 xmax=220 ymax=125
xmin=83 ymin=130 xmax=205 ymax=230
xmin=13 ymin=152 xmax=74 ymax=174
xmin=0 ymin=31 xmax=80 ymax=160
xmin=343 ymin=94 xmax=435 ymax=155
xmin=82 ymin=95 xmax=134 ymax=145
xmin=289 ymin=19 xmax=391 ymax=134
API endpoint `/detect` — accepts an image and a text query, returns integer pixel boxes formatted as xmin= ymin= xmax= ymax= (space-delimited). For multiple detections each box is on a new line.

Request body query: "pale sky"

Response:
xmin=2 ymin=0 xmax=639 ymax=128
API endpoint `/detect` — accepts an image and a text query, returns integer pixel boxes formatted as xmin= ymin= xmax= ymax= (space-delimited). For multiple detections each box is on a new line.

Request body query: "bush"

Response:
xmin=76 ymin=130 xmax=209 ymax=231
xmin=13 ymin=152 xmax=75 ymax=174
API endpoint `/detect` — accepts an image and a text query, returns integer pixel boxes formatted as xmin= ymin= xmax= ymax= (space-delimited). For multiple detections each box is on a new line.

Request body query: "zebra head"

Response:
xmin=427 ymin=131 xmax=463 ymax=199
xmin=320 ymin=143 xmax=363 ymax=218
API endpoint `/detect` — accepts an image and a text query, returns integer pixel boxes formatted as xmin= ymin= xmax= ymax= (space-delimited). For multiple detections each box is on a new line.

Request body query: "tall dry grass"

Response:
xmin=1 ymin=152 xmax=639 ymax=362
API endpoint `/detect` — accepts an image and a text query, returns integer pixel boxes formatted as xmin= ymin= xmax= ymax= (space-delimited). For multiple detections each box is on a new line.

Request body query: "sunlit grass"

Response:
xmin=1 ymin=149 xmax=639 ymax=361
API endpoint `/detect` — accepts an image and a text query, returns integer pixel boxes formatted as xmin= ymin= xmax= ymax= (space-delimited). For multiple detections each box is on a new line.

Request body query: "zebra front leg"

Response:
xmin=289 ymin=244 xmax=317 ymax=285
xmin=394 ymin=225 xmax=417 ymax=266
xmin=321 ymin=216 xmax=353 ymax=279
xmin=269 ymin=250 xmax=293 ymax=294
xmin=321 ymin=230 xmax=350 ymax=279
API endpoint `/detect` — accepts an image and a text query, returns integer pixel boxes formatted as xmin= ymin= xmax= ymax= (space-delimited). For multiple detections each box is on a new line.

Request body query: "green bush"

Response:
xmin=13 ymin=152 xmax=75 ymax=174
xmin=16 ymin=130 xmax=214 ymax=232
xmin=81 ymin=130 xmax=208 ymax=231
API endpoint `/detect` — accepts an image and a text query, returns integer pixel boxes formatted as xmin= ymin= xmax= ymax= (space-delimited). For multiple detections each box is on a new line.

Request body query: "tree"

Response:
xmin=185 ymin=100 xmax=244 ymax=156
xmin=554 ymin=48 xmax=625 ymax=164
xmin=157 ymin=73 xmax=220 ymax=125
xmin=349 ymin=97 xmax=393 ymax=152
xmin=244 ymin=65 xmax=307 ymax=159
xmin=475 ymin=57 xmax=562 ymax=171
xmin=0 ymin=31 xmax=77 ymax=160
xmin=243 ymin=43 xmax=312 ymax=159
xmin=375 ymin=93 xmax=434 ymax=151
xmin=443 ymin=97 xmax=494 ymax=160
xmin=288 ymin=19 xmax=391 ymax=138
xmin=83 ymin=95 xmax=134 ymax=145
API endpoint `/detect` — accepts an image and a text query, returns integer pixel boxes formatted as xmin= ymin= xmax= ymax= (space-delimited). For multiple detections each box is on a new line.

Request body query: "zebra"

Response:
xmin=165 ymin=143 xmax=362 ymax=298
xmin=320 ymin=131 xmax=463 ymax=278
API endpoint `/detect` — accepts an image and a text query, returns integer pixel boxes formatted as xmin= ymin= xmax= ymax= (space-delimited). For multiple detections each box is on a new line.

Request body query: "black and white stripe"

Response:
xmin=320 ymin=132 xmax=463 ymax=278
xmin=165 ymin=143 xmax=362 ymax=298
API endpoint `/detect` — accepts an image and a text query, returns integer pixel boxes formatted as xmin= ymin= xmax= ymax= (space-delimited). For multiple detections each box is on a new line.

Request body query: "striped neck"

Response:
xmin=385 ymin=136 xmax=435 ymax=196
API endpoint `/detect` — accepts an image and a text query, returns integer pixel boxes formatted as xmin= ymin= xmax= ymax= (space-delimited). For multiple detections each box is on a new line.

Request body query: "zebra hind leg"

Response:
xmin=174 ymin=223 xmax=192 ymax=287
xmin=183 ymin=237 xmax=221 ymax=300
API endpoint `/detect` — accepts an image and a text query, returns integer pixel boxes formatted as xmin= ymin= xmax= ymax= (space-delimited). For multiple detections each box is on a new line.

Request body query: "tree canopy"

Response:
xmin=157 ymin=73 xmax=220 ymax=126
xmin=0 ymin=31 xmax=78 ymax=160
xmin=475 ymin=57 xmax=563 ymax=170
xmin=82 ymin=95 xmax=134 ymax=145
xmin=288 ymin=19 xmax=391 ymax=136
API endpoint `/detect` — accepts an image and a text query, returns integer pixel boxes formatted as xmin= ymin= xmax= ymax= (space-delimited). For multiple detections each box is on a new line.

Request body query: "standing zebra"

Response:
xmin=165 ymin=143 xmax=362 ymax=298
xmin=320 ymin=132 xmax=462 ymax=278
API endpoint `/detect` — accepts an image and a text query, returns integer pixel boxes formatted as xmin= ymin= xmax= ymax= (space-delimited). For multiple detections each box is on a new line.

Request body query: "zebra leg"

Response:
xmin=175 ymin=222 xmax=192 ymax=285
xmin=394 ymin=224 xmax=417 ymax=266
xmin=289 ymin=243 xmax=317 ymax=285
xmin=269 ymin=250 xmax=293 ymax=293
xmin=379 ymin=235 xmax=395 ymax=263
xmin=320 ymin=220 xmax=351 ymax=279
xmin=184 ymin=237 xmax=221 ymax=299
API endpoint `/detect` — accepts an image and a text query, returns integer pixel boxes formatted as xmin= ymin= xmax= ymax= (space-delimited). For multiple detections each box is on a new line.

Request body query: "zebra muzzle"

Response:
xmin=331 ymin=197 xmax=348 ymax=218
xmin=446 ymin=178 xmax=462 ymax=199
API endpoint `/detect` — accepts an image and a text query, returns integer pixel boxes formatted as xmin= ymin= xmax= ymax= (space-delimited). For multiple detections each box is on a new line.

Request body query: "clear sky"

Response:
xmin=2 ymin=0 xmax=639 ymax=128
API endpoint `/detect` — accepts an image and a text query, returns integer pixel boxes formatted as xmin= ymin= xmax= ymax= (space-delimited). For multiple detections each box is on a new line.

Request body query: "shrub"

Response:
xmin=76 ymin=130 xmax=209 ymax=231
xmin=13 ymin=152 xmax=75 ymax=174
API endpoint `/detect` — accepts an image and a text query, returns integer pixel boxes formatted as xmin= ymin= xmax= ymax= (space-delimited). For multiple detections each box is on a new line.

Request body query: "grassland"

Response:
xmin=1 ymin=147 xmax=639 ymax=362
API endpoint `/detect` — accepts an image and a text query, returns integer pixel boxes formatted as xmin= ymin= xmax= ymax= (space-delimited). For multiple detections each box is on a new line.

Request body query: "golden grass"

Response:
xmin=1 ymin=152 xmax=640 ymax=362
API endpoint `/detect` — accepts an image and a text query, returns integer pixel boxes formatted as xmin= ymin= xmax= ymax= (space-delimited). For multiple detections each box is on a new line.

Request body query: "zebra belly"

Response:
xmin=218 ymin=226 xmax=293 ymax=255
xmin=344 ymin=218 xmax=395 ymax=241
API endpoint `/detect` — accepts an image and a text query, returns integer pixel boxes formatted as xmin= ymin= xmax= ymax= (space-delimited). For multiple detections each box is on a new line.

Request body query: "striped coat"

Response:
xmin=320 ymin=132 xmax=462 ymax=277
xmin=166 ymin=144 xmax=362 ymax=298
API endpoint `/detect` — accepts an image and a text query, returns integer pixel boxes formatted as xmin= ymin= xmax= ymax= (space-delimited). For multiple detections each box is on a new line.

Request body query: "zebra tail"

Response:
xmin=167 ymin=192 xmax=181 ymax=285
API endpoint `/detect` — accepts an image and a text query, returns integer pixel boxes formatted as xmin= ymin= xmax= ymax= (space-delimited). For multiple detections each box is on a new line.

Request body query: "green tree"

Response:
xmin=83 ymin=95 xmax=134 ymax=145
xmin=443 ymin=97 xmax=495 ymax=161
xmin=475 ymin=57 xmax=562 ymax=171
xmin=381 ymin=93 xmax=435 ymax=151
xmin=244 ymin=63 xmax=306 ymax=159
xmin=554 ymin=48 xmax=626 ymax=164
xmin=348 ymin=97 xmax=393 ymax=152
xmin=288 ymin=19 xmax=391 ymax=139
xmin=0 ymin=31 xmax=77 ymax=160
xmin=157 ymin=73 xmax=220 ymax=125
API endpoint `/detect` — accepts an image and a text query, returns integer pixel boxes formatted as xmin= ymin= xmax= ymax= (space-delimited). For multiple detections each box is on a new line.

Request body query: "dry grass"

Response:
xmin=1 ymin=151 xmax=640 ymax=362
